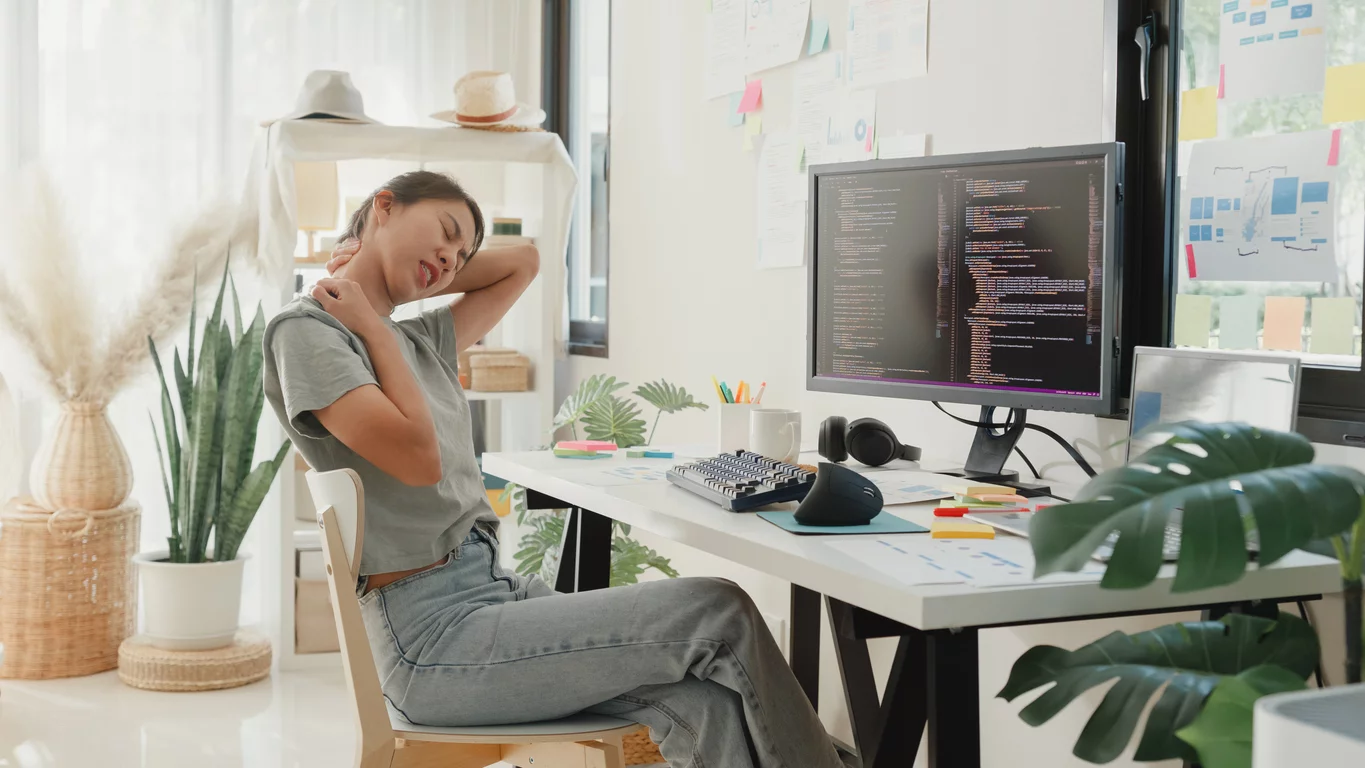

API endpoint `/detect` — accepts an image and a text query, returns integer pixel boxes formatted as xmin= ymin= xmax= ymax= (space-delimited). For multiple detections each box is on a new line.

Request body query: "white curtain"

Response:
xmin=0 ymin=0 xmax=530 ymax=627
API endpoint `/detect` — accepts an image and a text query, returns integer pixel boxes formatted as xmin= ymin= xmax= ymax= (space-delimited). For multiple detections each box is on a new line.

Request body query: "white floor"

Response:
xmin=1 ymin=665 xmax=381 ymax=768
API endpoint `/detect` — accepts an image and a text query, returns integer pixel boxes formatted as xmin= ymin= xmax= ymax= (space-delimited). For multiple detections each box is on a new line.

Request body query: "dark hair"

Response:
xmin=339 ymin=170 xmax=485 ymax=257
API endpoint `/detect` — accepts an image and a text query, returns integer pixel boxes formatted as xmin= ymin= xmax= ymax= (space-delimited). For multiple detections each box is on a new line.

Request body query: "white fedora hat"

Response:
xmin=264 ymin=70 xmax=379 ymax=126
xmin=431 ymin=71 xmax=545 ymax=129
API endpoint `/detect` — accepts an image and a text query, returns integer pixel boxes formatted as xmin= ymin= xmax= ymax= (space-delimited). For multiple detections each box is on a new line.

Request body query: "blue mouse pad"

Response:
xmin=755 ymin=510 xmax=928 ymax=535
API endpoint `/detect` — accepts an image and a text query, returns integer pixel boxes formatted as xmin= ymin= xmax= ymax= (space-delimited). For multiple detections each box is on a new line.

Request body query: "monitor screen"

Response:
xmin=807 ymin=144 xmax=1122 ymax=414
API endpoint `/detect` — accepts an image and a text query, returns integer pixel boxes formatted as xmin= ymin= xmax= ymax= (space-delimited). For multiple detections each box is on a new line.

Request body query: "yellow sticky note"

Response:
xmin=1179 ymin=87 xmax=1218 ymax=142
xmin=930 ymin=521 xmax=995 ymax=540
xmin=743 ymin=113 xmax=763 ymax=151
xmin=1310 ymin=297 xmax=1357 ymax=355
xmin=1173 ymin=294 xmax=1213 ymax=348
xmin=1263 ymin=296 xmax=1307 ymax=351
xmin=1324 ymin=64 xmax=1365 ymax=125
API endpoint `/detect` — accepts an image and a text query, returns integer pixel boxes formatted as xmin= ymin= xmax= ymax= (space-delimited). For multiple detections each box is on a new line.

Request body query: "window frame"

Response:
xmin=1139 ymin=0 xmax=1365 ymax=445
xmin=544 ymin=0 xmax=611 ymax=359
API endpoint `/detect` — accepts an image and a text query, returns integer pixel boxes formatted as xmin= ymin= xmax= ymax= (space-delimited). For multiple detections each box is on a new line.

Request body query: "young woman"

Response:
xmin=263 ymin=171 xmax=846 ymax=768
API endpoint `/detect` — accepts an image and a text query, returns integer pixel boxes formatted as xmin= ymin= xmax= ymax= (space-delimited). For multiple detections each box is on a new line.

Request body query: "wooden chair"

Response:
xmin=306 ymin=468 xmax=643 ymax=768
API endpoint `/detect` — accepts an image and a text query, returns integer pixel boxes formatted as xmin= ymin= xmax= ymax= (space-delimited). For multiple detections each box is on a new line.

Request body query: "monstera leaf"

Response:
xmin=999 ymin=612 xmax=1317 ymax=764
xmin=1175 ymin=665 xmax=1307 ymax=768
xmin=634 ymin=380 xmax=708 ymax=443
xmin=1030 ymin=422 xmax=1365 ymax=592
xmin=582 ymin=395 xmax=647 ymax=448
xmin=552 ymin=374 xmax=628 ymax=436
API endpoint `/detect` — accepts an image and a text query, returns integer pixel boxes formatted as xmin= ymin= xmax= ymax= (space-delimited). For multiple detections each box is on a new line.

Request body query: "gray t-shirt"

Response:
xmin=262 ymin=296 xmax=496 ymax=576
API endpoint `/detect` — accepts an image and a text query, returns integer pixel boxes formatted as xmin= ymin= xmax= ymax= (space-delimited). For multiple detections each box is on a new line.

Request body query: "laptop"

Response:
xmin=969 ymin=346 xmax=1301 ymax=562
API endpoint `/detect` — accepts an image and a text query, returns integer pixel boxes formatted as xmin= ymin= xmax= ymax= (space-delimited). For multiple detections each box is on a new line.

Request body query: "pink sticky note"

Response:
xmin=1328 ymin=128 xmax=1341 ymax=166
xmin=1185 ymin=243 xmax=1198 ymax=279
xmin=557 ymin=440 xmax=618 ymax=452
xmin=1217 ymin=64 xmax=1225 ymax=99
xmin=738 ymin=81 xmax=763 ymax=113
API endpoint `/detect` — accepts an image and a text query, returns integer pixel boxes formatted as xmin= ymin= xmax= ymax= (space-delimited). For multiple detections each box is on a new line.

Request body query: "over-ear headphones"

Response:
xmin=818 ymin=416 xmax=922 ymax=467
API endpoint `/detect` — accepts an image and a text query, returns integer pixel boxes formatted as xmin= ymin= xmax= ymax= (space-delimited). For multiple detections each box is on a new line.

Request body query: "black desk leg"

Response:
xmin=552 ymin=507 xmax=613 ymax=593
xmin=790 ymin=585 xmax=821 ymax=710
xmin=873 ymin=632 xmax=928 ymax=768
xmin=927 ymin=628 xmax=980 ymax=768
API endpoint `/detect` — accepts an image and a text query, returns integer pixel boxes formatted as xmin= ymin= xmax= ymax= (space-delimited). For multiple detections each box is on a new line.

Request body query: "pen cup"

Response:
xmin=717 ymin=403 xmax=756 ymax=453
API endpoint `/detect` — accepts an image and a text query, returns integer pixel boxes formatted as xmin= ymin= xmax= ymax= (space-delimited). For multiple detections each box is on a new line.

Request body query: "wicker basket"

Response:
xmin=118 ymin=630 xmax=271 ymax=692
xmin=623 ymin=729 xmax=667 ymax=765
xmin=457 ymin=345 xmax=517 ymax=374
xmin=0 ymin=497 xmax=140 ymax=679
xmin=469 ymin=351 xmax=531 ymax=392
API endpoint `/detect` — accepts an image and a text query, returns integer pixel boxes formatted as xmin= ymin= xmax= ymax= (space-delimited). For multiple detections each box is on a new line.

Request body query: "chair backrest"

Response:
xmin=305 ymin=469 xmax=395 ymax=759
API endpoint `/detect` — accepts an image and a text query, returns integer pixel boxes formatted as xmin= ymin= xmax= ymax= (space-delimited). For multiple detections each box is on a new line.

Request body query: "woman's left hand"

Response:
xmin=326 ymin=238 xmax=361 ymax=275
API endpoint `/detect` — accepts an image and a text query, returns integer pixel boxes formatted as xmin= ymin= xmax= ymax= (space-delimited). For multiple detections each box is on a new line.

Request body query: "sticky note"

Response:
xmin=1310 ymin=297 xmax=1357 ymax=355
xmin=558 ymin=440 xmax=617 ymax=452
xmin=1323 ymin=64 xmax=1365 ymax=123
xmin=796 ymin=142 xmax=806 ymax=171
xmin=743 ymin=114 xmax=763 ymax=151
xmin=1328 ymin=127 xmax=1342 ymax=166
xmin=930 ymin=521 xmax=995 ymax=540
xmin=1173 ymin=294 xmax=1213 ymax=348
xmin=808 ymin=17 xmax=829 ymax=55
xmin=1179 ymin=87 xmax=1218 ymax=141
xmin=1219 ymin=295 xmax=1261 ymax=350
xmin=738 ymin=80 xmax=763 ymax=113
xmin=1263 ymin=296 xmax=1307 ymax=351
xmin=726 ymin=94 xmax=748 ymax=127
xmin=944 ymin=482 xmax=1012 ymax=497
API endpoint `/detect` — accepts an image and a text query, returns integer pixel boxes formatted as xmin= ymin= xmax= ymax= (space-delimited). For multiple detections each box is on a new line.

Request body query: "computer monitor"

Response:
xmin=806 ymin=143 xmax=1124 ymax=487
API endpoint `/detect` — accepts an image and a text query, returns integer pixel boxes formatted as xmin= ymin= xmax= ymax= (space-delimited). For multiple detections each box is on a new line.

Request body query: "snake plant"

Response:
xmin=148 ymin=264 xmax=289 ymax=563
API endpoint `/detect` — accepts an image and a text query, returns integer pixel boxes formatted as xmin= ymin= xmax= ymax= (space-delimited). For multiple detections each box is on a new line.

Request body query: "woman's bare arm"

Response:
xmin=435 ymin=244 xmax=540 ymax=352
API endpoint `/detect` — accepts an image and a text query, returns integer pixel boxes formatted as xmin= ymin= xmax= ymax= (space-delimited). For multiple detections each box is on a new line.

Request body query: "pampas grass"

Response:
xmin=0 ymin=166 xmax=259 ymax=407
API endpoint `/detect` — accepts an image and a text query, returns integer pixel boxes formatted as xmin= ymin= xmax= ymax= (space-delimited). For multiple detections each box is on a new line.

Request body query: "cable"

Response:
xmin=1014 ymin=447 xmax=1041 ymax=479
xmin=1295 ymin=600 xmax=1325 ymax=688
xmin=932 ymin=402 xmax=1098 ymax=478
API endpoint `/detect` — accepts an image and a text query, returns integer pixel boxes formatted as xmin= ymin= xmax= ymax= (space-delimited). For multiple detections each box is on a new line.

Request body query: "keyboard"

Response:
xmin=666 ymin=451 xmax=817 ymax=512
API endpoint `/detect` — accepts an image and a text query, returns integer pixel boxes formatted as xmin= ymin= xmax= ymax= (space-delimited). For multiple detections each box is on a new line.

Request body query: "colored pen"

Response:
xmin=753 ymin=382 xmax=766 ymax=405
xmin=736 ymin=381 xmax=748 ymax=403
xmin=720 ymin=382 xmax=735 ymax=404
xmin=711 ymin=376 xmax=726 ymax=403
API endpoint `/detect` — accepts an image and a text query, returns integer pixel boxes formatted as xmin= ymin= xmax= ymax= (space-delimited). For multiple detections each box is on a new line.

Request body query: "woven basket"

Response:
xmin=0 ymin=497 xmax=140 ymax=679
xmin=118 ymin=630 xmax=271 ymax=692
xmin=457 ymin=345 xmax=517 ymax=375
xmin=623 ymin=729 xmax=667 ymax=765
xmin=469 ymin=352 xmax=530 ymax=392
xmin=28 ymin=402 xmax=133 ymax=512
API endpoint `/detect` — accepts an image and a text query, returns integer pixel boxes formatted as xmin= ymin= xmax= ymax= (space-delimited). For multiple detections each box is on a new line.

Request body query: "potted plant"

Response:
xmin=133 ymin=265 xmax=289 ymax=651
xmin=1000 ymin=421 xmax=1365 ymax=768
xmin=506 ymin=374 xmax=708 ymax=586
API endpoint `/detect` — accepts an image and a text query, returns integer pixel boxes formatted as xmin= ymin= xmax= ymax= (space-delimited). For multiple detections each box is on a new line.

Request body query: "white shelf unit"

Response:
xmin=244 ymin=120 xmax=576 ymax=670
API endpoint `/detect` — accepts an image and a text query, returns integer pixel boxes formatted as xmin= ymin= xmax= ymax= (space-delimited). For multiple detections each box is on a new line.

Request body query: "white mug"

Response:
xmin=750 ymin=409 xmax=802 ymax=464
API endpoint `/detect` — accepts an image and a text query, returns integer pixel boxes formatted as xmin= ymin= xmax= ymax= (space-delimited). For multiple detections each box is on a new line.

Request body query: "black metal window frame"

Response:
xmin=1134 ymin=0 xmax=1365 ymax=446
xmin=544 ymin=0 xmax=610 ymax=358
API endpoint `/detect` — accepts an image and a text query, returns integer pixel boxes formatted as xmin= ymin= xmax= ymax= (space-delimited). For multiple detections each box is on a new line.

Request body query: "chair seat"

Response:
xmin=387 ymin=700 xmax=641 ymax=744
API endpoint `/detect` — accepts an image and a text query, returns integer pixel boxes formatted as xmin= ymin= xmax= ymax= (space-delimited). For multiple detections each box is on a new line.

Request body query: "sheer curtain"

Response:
xmin=0 ymin=0 xmax=531 ymax=626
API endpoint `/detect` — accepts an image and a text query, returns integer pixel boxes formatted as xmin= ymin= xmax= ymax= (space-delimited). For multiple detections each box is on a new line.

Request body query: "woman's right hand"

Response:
xmin=312 ymin=278 xmax=385 ymax=338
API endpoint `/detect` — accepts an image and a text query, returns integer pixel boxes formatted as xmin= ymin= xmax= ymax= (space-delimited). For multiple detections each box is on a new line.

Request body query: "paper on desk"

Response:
xmin=1218 ymin=0 xmax=1327 ymax=102
xmin=756 ymin=132 xmax=807 ymax=269
xmin=745 ymin=0 xmax=811 ymax=75
xmin=704 ymin=0 xmax=747 ymax=100
xmin=847 ymin=0 xmax=928 ymax=88
xmin=827 ymin=536 xmax=1107 ymax=588
xmin=859 ymin=469 xmax=953 ymax=506
xmin=560 ymin=463 xmax=676 ymax=487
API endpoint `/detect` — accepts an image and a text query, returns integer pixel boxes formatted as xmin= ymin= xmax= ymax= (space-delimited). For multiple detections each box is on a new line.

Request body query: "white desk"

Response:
xmin=482 ymin=449 xmax=1340 ymax=768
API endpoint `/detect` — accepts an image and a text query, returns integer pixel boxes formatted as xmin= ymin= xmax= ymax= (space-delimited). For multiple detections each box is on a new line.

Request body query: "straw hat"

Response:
xmin=263 ymin=70 xmax=379 ymax=126
xmin=431 ymin=71 xmax=546 ymax=129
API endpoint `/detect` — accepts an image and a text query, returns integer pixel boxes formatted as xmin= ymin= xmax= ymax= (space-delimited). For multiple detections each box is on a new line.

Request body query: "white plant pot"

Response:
xmin=133 ymin=550 xmax=249 ymax=651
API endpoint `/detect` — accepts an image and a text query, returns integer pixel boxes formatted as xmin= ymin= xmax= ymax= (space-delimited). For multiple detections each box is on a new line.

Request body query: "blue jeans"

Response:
xmin=357 ymin=526 xmax=844 ymax=768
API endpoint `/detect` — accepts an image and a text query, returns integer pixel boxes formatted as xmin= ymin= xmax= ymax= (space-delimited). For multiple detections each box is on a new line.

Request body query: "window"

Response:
xmin=1157 ymin=0 xmax=1365 ymax=442
xmin=546 ymin=0 xmax=611 ymax=356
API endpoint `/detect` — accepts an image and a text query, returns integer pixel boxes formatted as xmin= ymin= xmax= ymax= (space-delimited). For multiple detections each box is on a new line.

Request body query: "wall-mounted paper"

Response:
xmin=807 ymin=17 xmax=829 ymax=55
xmin=743 ymin=114 xmax=764 ymax=151
xmin=847 ymin=0 xmax=929 ymax=87
xmin=1178 ymin=87 xmax=1218 ymax=142
xmin=756 ymin=133 xmax=807 ymax=270
xmin=827 ymin=88 xmax=877 ymax=163
xmin=1183 ymin=130 xmax=1338 ymax=282
xmin=1310 ymin=296 xmax=1356 ymax=355
xmin=727 ymin=93 xmax=746 ymax=126
xmin=746 ymin=0 xmax=811 ymax=75
xmin=792 ymin=53 xmax=843 ymax=174
xmin=1218 ymin=0 xmax=1328 ymax=101
xmin=1218 ymin=295 xmax=1261 ymax=350
xmin=738 ymin=80 xmax=763 ymax=112
xmin=1324 ymin=63 xmax=1365 ymax=124
xmin=1263 ymin=296 xmax=1306 ymax=351
xmin=877 ymin=133 xmax=927 ymax=159
xmin=704 ymin=0 xmax=747 ymax=100
xmin=1174 ymin=294 xmax=1213 ymax=348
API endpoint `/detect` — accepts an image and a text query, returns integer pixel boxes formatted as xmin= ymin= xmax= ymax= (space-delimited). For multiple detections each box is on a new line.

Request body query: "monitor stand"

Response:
xmin=939 ymin=406 xmax=1052 ymax=497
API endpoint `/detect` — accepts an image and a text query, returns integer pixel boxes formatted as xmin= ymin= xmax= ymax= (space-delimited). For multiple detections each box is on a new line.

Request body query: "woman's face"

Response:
xmin=368 ymin=195 xmax=477 ymax=304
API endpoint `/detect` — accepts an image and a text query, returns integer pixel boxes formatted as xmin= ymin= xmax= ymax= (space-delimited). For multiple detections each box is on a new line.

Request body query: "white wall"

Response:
xmin=570 ymin=1 xmax=1355 ymax=766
